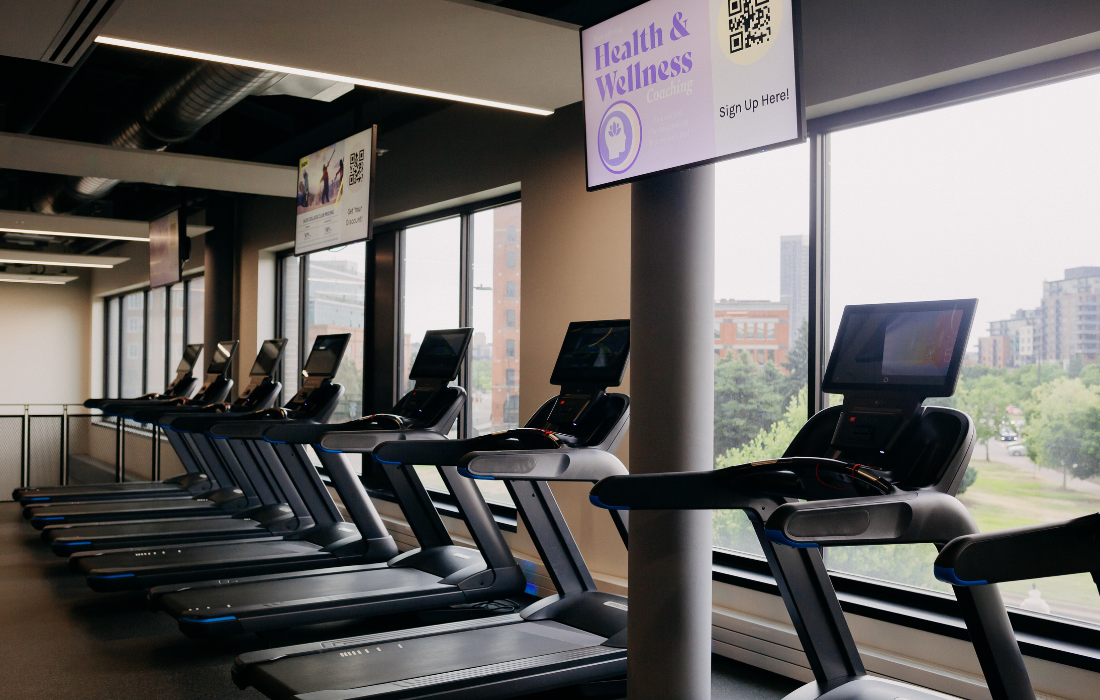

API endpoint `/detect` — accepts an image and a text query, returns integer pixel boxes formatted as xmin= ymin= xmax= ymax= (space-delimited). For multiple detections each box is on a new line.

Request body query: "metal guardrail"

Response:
xmin=0 ymin=404 xmax=162 ymax=500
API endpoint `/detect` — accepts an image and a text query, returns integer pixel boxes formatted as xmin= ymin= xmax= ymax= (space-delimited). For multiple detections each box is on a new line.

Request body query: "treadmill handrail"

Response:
xmin=935 ymin=512 xmax=1100 ymax=586
xmin=460 ymin=447 xmax=628 ymax=482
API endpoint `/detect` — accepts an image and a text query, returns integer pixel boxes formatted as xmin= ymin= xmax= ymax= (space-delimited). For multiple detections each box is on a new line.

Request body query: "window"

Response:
xmin=102 ymin=276 xmax=204 ymax=400
xmin=505 ymin=308 xmax=516 ymax=328
xmin=506 ymin=338 xmax=515 ymax=358
xmin=506 ymin=368 xmax=515 ymax=387
xmin=306 ymin=242 xmax=367 ymax=422
xmin=506 ymin=280 xmax=516 ymax=298
xmin=713 ymin=142 xmax=810 ymax=557
xmin=506 ymin=251 xmax=516 ymax=269
xmin=401 ymin=217 xmax=461 ymax=396
xmin=279 ymin=253 xmax=301 ymax=401
xmin=823 ymin=73 xmax=1100 ymax=625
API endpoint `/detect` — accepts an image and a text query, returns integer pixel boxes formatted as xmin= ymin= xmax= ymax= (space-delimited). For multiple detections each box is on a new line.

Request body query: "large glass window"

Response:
xmin=187 ymin=277 xmax=205 ymax=370
xmin=106 ymin=297 xmax=119 ymax=399
xmin=168 ymin=283 xmax=185 ymax=374
xmin=826 ymin=73 xmax=1100 ymax=624
xmin=146 ymin=288 xmax=167 ymax=394
xmin=306 ymin=242 xmax=367 ymax=422
xmin=712 ymin=143 xmax=811 ymax=556
xmin=120 ymin=292 xmax=144 ymax=398
xmin=400 ymin=218 xmax=461 ymax=395
xmin=470 ymin=202 xmax=522 ymax=436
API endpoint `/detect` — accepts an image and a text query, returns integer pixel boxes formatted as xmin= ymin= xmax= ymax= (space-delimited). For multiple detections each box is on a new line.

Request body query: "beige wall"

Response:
xmin=0 ymin=272 xmax=93 ymax=405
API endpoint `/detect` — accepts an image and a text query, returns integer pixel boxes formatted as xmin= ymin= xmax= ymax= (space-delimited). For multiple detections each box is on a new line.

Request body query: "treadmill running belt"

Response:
xmin=248 ymin=621 xmax=607 ymax=696
xmin=75 ymin=540 xmax=323 ymax=574
xmin=161 ymin=566 xmax=441 ymax=613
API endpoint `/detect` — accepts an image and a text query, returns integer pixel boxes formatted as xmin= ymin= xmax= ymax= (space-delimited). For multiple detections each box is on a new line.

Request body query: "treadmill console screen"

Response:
xmin=206 ymin=341 xmax=238 ymax=376
xmin=550 ymin=320 xmax=630 ymax=387
xmin=250 ymin=339 xmax=287 ymax=376
xmin=409 ymin=329 xmax=473 ymax=380
xmin=822 ymin=299 xmax=976 ymax=396
xmin=303 ymin=334 xmax=351 ymax=378
xmin=177 ymin=344 xmax=203 ymax=373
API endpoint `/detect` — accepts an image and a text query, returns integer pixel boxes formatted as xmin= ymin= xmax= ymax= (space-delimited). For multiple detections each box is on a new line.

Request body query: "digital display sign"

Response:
xmin=581 ymin=0 xmax=804 ymax=190
xmin=295 ymin=127 xmax=377 ymax=255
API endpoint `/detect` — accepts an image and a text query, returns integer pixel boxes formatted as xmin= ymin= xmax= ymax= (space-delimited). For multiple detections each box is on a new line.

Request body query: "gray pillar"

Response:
xmin=628 ymin=165 xmax=715 ymax=700
xmin=204 ymin=195 xmax=239 ymax=383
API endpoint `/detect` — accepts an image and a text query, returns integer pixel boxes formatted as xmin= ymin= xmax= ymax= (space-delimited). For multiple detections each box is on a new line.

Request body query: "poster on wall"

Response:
xmin=581 ymin=0 xmax=804 ymax=190
xmin=149 ymin=209 xmax=182 ymax=288
xmin=295 ymin=126 xmax=377 ymax=255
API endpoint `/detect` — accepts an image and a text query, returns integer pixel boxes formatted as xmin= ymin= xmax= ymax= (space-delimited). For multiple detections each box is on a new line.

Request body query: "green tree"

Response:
xmin=955 ymin=373 xmax=1012 ymax=460
xmin=956 ymin=465 xmax=978 ymax=495
xmin=781 ymin=318 xmax=809 ymax=403
xmin=717 ymin=387 xmax=808 ymax=467
xmin=1023 ymin=377 xmax=1100 ymax=486
xmin=1078 ymin=362 xmax=1100 ymax=388
xmin=471 ymin=359 xmax=491 ymax=392
xmin=713 ymin=351 xmax=786 ymax=457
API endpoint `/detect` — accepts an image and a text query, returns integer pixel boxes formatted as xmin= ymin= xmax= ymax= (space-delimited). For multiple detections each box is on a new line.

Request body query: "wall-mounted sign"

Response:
xmin=295 ymin=126 xmax=377 ymax=255
xmin=149 ymin=210 xmax=182 ymax=288
xmin=582 ymin=0 xmax=804 ymax=190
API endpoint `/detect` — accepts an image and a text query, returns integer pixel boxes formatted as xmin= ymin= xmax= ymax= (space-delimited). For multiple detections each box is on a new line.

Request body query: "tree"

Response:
xmin=713 ymin=351 xmax=786 ymax=457
xmin=717 ymin=387 xmax=808 ymax=467
xmin=955 ymin=374 xmax=1012 ymax=460
xmin=1078 ymin=362 xmax=1100 ymax=388
xmin=781 ymin=318 xmax=809 ymax=402
xmin=1023 ymin=378 xmax=1100 ymax=486
xmin=957 ymin=465 xmax=978 ymax=495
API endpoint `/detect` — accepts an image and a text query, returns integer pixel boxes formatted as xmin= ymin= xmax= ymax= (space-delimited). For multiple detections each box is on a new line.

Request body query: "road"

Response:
xmin=982 ymin=439 xmax=1100 ymax=496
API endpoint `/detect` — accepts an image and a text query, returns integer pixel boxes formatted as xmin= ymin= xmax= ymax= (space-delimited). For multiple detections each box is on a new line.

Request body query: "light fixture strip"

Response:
xmin=95 ymin=36 xmax=555 ymax=117
xmin=0 ymin=226 xmax=148 ymax=242
xmin=0 ymin=257 xmax=113 ymax=269
xmin=0 ymin=277 xmax=70 ymax=284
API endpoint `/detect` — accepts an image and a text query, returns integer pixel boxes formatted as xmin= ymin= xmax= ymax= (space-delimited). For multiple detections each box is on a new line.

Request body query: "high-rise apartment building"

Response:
xmin=1042 ymin=267 xmax=1100 ymax=365
xmin=780 ymin=235 xmax=809 ymax=344
xmin=491 ymin=205 xmax=521 ymax=429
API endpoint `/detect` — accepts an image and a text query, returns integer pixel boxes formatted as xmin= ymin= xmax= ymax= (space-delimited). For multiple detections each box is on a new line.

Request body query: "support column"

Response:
xmin=628 ymin=164 xmax=715 ymax=700
xmin=204 ymin=194 xmax=239 ymax=383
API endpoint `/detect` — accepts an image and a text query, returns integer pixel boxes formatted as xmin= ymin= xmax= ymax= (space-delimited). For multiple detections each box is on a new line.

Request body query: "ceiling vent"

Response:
xmin=41 ymin=0 xmax=123 ymax=66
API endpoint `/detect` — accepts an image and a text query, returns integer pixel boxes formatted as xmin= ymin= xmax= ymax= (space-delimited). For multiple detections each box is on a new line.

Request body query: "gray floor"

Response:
xmin=0 ymin=502 xmax=799 ymax=699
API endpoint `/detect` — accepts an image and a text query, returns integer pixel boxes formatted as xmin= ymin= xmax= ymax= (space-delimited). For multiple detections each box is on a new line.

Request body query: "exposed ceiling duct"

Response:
xmin=32 ymin=61 xmax=283 ymax=215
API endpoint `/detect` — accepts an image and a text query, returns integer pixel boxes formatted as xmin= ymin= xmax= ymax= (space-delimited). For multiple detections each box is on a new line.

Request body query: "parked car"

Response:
xmin=1008 ymin=443 xmax=1028 ymax=457
xmin=998 ymin=429 xmax=1019 ymax=441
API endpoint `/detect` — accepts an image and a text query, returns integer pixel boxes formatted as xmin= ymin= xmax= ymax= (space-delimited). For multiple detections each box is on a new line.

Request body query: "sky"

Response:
xmin=715 ymin=71 xmax=1100 ymax=352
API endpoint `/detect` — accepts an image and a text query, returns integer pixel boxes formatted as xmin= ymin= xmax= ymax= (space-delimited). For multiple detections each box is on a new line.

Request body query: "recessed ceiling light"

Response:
xmin=95 ymin=36 xmax=555 ymax=117
xmin=0 ymin=250 xmax=129 ymax=269
xmin=0 ymin=272 xmax=78 ymax=285
xmin=0 ymin=210 xmax=149 ymax=242
xmin=0 ymin=226 xmax=148 ymax=242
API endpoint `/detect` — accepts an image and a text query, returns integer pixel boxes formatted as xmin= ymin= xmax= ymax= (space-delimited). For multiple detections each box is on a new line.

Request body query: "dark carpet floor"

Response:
xmin=0 ymin=502 xmax=799 ymax=699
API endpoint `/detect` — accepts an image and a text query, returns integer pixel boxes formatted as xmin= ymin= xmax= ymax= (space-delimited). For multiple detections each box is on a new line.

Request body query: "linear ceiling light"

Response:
xmin=0 ymin=226 xmax=147 ymax=242
xmin=0 ymin=250 xmax=129 ymax=269
xmin=95 ymin=36 xmax=555 ymax=116
xmin=0 ymin=272 xmax=78 ymax=285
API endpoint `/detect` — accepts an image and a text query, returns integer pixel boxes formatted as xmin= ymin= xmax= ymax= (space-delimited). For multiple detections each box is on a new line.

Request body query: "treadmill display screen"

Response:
xmin=177 ymin=344 xmax=202 ymax=373
xmin=822 ymin=300 xmax=975 ymax=395
xmin=303 ymin=334 xmax=350 ymax=377
xmin=206 ymin=341 xmax=237 ymax=376
xmin=250 ymin=339 xmax=287 ymax=376
xmin=409 ymin=329 xmax=472 ymax=380
xmin=550 ymin=320 xmax=630 ymax=387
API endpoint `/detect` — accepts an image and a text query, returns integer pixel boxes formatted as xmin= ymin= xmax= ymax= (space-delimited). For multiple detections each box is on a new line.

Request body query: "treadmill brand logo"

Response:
xmin=598 ymin=101 xmax=642 ymax=175
xmin=603 ymin=601 xmax=628 ymax=611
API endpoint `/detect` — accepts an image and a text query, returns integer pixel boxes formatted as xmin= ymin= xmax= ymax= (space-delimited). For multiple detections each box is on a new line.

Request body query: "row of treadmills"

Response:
xmin=15 ymin=304 xmax=1099 ymax=700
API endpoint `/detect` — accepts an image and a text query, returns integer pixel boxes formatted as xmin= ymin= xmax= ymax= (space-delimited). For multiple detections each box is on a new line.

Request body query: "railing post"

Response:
xmin=20 ymin=406 xmax=28 ymax=489
xmin=152 ymin=425 xmax=160 ymax=482
xmin=61 ymin=406 xmax=69 ymax=486
xmin=115 ymin=416 xmax=123 ymax=483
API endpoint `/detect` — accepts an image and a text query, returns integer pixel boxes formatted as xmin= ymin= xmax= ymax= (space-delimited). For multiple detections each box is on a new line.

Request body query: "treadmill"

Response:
xmin=42 ymin=340 xmax=290 ymax=555
xmin=590 ymin=300 xmax=1036 ymax=700
xmin=69 ymin=334 xmax=401 ymax=593
xmin=18 ymin=342 xmax=240 ymax=507
xmin=150 ymin=328 xmax=531 ymax=638
xmin=12 ymin=343 xmax=204 ymax=502
xmin=232 ymin=319 xmax=634 ymax=700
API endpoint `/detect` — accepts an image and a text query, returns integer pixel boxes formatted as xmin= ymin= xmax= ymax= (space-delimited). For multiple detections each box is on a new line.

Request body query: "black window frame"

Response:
xmin=713 ymin=51 xmax=1100 ymax=671
xmin=101 ymin=274 xmax=204 ymax=399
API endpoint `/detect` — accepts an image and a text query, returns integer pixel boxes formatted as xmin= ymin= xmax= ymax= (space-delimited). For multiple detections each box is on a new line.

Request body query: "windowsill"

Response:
xmin=365 ymin=485 xmax=518 ymax=533
xmin=712 ymin=549 xmax=1100 ymax=673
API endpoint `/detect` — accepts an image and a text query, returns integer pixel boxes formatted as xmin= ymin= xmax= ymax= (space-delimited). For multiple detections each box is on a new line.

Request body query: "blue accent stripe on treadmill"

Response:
xmin=589 ymin=494 xmax=629 ymax=511
xmin=373 ymin=456 xmax=402 ymax=465
xmin=524 ymin=582 xmax=538 ymax=596
xmin=182 ymin=615 xmax=237 ymax=623
xmin=25 ymin=496 xmax=50 ymax=501
xmin=934 ymin=565 xmax=988 ymax=586
xmin=764 ymin=528 xmax=820 ymax=549
xmin=37 ymin=516 xmax=65 ymax=521
xmin=208 ymin=432 xmax=229 ymax=439
xmin=61 ymin=541 xmax=92 ymax=546
xmin=262 ymin=436 xmax=286 ymax=444
xmin=314 ymin=445 xmax=341 ymax=453
xmin=89 ymin=573 xmax=135 ymax=579
xmin=457 ymin=467 xmax=493 ymax=480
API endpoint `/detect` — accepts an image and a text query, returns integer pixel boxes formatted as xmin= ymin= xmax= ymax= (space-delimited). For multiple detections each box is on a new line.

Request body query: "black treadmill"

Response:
xmin=42 ymin=340 xmax=290 ymax=555
xmin=69 ymin=334 xmax=400 ymax=593
xmin=150 ymin=328 xmax=532 ymax=638
xmin=232 ymin=319 xmax=634 ymax=700
xmin=590 ymin=300 xmax=1036 ymax=700
xmin=12 ymin=343 xmax=205 ymax=503
xmin=18 ymin=342 xmax=239 ymax=508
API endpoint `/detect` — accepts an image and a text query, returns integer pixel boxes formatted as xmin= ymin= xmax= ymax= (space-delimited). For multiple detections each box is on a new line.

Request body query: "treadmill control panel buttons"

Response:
xmin=548 ymin=395 xmax=591 ymax=425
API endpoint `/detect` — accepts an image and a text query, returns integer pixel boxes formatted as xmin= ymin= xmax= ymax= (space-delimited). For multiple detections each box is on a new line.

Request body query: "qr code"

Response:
xmin=728 ymin=0 xmax=771 ymax=53
xmin=349 ymin=148 xmax=365 ymax=186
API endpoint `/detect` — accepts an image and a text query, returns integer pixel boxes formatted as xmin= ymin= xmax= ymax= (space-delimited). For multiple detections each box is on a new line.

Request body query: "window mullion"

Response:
xmin=807 ymin=131 xmax=830 ymax=418
xmin=458 ymin=213 xmax=473 ymax=438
